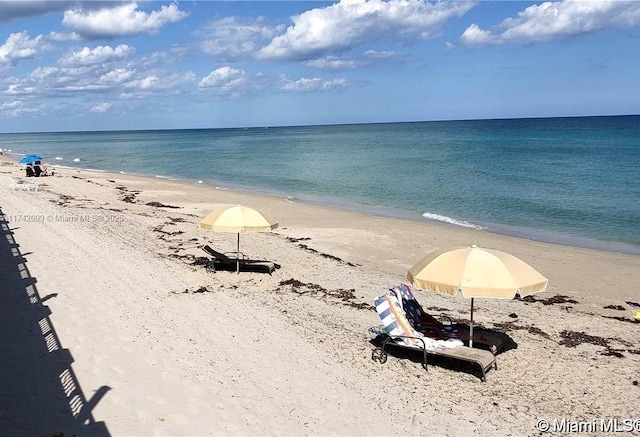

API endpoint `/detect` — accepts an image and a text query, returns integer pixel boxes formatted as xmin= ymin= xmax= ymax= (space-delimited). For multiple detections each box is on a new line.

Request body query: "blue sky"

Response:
xmin=1 ymin=0 xmax=639 ymax=132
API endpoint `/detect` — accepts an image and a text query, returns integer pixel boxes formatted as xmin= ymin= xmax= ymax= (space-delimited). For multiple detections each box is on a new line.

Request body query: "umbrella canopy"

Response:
xmin=407 ymin=245 xmax=548 ymax=347
xmin=199 ymin=205 xmax=278 ymax=273
xmin=200 ymin=205 xmax=278 ymax=233
xmin=19 ymin=155 xmax=43 ymax=165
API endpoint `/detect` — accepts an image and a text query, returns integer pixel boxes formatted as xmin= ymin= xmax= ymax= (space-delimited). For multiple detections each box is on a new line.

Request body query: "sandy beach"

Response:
xmin=1 ymin=156 xmax=639 ymax=436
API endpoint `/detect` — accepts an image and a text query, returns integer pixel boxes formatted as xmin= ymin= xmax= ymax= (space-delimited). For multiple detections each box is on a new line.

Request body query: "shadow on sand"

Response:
xmin=0 ymin=207 xmax=110 ymax=436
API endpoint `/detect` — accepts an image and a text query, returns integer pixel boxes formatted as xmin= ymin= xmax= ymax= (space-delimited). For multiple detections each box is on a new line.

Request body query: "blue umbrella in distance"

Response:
xmin=19 ymin=154 xmax=43 ymax=165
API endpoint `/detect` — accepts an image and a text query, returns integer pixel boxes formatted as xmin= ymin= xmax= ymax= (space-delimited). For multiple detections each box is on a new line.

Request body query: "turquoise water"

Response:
xmin=3 ymin=116 xmax=639 ymax=254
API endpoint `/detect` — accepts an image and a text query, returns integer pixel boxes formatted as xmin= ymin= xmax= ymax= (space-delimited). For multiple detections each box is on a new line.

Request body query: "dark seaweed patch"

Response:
xmin=152 ymin=224 xmax=184 ymax=238
xmin=281 ymin=236 xmax=360 ymax=267
xmin=146 ymin=201 xmax=181 ymax=209
xmin=173 ymin=286 xmax=212 ymax=294
xmin=559 ymin=330 xmax=609 ymax=348
xmin=519 ymin=294 xmax=578 ymax=305
xmin=558 ymin=330 xmax=629 ymax=358
xmin=277 ymin=278 xmax=371 ymax=310
xmin=602 ymin=315 xmax=636 ymax=324
xmin=492 ymin=322 xmax=551 ymax=339
xmin=286 ymin=237 xmax=311 ymax=243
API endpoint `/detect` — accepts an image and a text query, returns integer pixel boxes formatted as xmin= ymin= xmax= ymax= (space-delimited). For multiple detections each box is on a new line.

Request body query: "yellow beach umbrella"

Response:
xmin=407 ymin=245 xmax=548 ymax=347
xmin=199 ymin=205 xmax=279 ymax=273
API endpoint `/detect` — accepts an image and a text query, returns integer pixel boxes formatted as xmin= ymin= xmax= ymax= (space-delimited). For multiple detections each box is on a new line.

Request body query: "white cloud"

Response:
xmin=304 ymin=50 xmax=407 ymax=70
xmin=0 ymin=32 xmax=45 ymax=66
xmin=4 ymin=84 xmax=33 ymax=95
xmin=279 ymin=75 xmax=348 ymax=92
xmin=362 ymin=49 xmax=401 ymax=60
xmin=304 ymin=56 xmax=363 ymax=71
xmin=100 ymin=68 xmax=136 ymax=84
xmin=126 ymin=75 xmax=160 ymax=90
xmin=124 ymin=72 xmax=196 ymax=95
xmin=48 ymin=31 xmax=82 ymax=43
xmin=199 ymin=66 xmax=248 ymax=96
xmin=199 ymin=16 xmax=285 ymax=61
xmin=62 ymin=2 xmax=189 ymax=39
xmin=258 ymin=0 xmax=474 ymax=61
xmin=3 ymin=56 xmax=195 ymax=99
xmin=0 ymin=100 xmax=22 ymax=110
xmin=0 ymin=100 xmax=42 ymax=117
xmin=59 ymin=45 xmax=134 ymax=66
xmin=460 ymin=0 xmax=640 ymax=46
xmin=91 ymin=102 xmax=111 ymax=112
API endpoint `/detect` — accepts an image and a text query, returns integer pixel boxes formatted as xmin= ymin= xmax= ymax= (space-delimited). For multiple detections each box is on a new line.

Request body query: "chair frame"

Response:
xmin=8 ymin=177 xmax=39 ymax=191
xmin=202 ymin=245 xmax=276 ymax=275
xmin=371 ymin=333 xmax=497 ymax=382
xmin=398 ymin=285 xmax=511 ymax=353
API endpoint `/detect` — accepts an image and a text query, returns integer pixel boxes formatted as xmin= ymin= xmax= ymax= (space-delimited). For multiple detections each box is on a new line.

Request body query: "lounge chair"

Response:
xmin=202 ymin=245 xmax=277 ymax=275
xmin=8 ymin=177 xmax=39 ymax=192
xmin=370 ymin=290 xmax=497 ymax=381
xmin=34 ymin=161 xmax=54 ymax=177
xmin=393 ymin=284 xmax=512 ymax=353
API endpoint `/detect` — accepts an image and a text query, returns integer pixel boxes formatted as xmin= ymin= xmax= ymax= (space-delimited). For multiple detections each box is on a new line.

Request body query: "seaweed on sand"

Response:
xmin=558 ymin=330 xmax=633 ymax=358
xmin=277 ymin=278 xmax=371 ymax=310
xmin=51 ymin=194 xmax=75 ymax=206
xmin=172 ymin=286 xmax=212 ymax=294
xmin=278 ymin=235 xmax=360 ymax=267
xmin=492 ymin=322 xmax=551 ymax=340
xmin=152 ymin=224 xmax=184 ymax=239
xmin=518 ymin=294 xmax=579 ymax=305
xmin=602 ymin=315 xmax=637 ymax=324
xmin=146 ymin=201 xmax=181 ymax=209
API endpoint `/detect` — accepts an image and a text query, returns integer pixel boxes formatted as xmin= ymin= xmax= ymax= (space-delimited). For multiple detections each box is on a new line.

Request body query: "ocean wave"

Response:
xmin=422 ymin=212 xmax=484 ymax=230
xmin=154 ymin=174 xmax=180 ymax=181
xmin=73 ymin=158 xmax=80 ymax=162
xmin=55 ymin=157 xmax=63 ymax=160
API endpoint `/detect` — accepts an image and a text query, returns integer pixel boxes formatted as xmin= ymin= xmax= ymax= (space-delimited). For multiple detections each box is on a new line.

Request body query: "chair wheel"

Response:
xmin=371 ymin=347 xmax=387 ymax=364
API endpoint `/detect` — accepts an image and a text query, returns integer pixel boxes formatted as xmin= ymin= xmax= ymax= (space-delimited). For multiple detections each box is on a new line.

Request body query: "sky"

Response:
xmin=1 ymin=0 xmax=639 ymax=132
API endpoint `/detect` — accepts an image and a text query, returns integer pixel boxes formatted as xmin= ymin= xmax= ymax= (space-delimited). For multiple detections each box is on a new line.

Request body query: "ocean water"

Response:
xmin=2 ymin=116 xmax=639 ymax=254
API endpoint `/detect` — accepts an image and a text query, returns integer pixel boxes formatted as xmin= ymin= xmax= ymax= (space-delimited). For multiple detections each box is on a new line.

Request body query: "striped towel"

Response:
xmin=374 ymin=290 xmax=462 ymax=350
xmin=374 ymin=292 xmax=424 ymax=347
xmin=392 ymin=283 xmax=426 ymax=326
xmin=393 ymin=283 xmax=414 ymax=301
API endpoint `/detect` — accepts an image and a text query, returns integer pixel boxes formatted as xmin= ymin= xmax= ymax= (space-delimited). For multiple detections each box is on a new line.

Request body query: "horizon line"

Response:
xmin=1 ymin=112 xmax=638 ymax=135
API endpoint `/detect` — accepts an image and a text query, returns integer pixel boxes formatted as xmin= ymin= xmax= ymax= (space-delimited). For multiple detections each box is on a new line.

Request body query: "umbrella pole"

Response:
xmin=469 ymin=298 xmax=474 ymax=348
xmin=236 ymin=233 xmax=240 ymax=274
